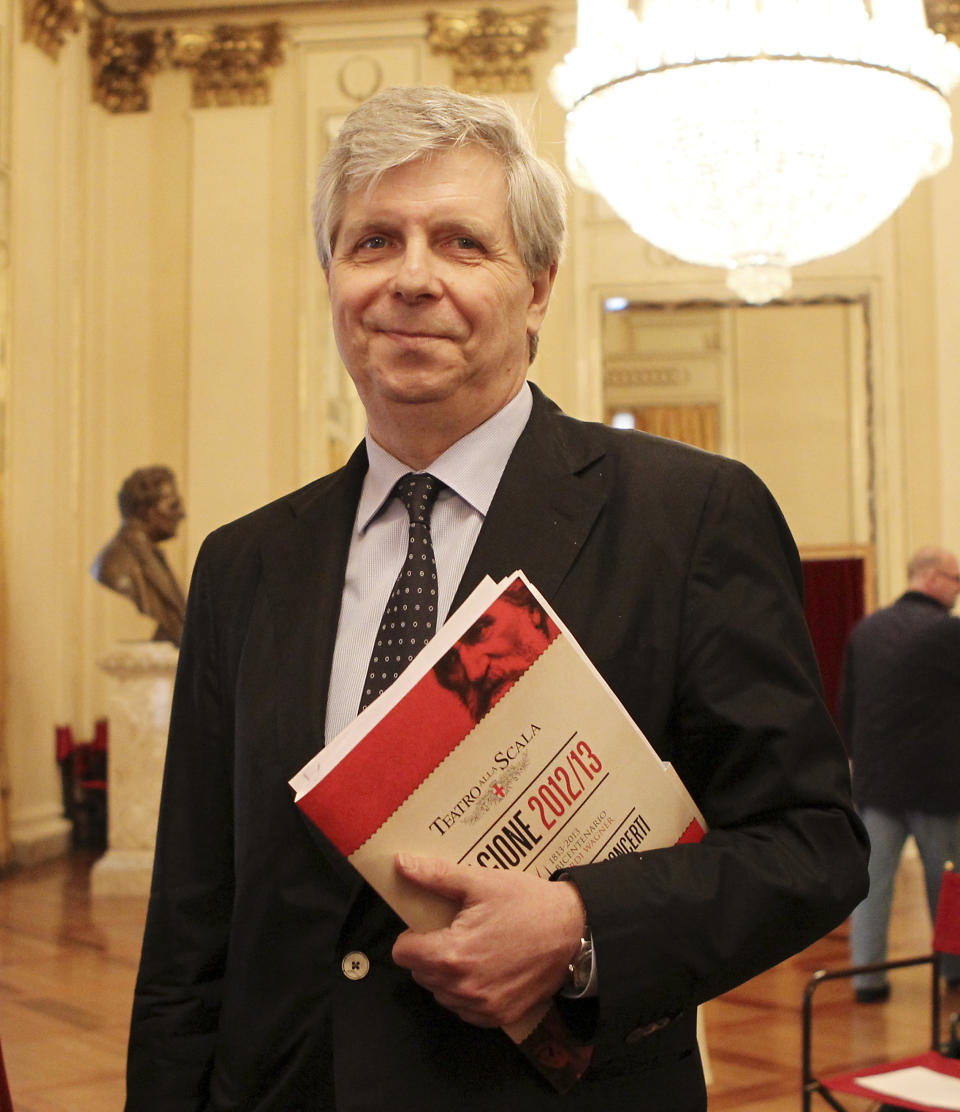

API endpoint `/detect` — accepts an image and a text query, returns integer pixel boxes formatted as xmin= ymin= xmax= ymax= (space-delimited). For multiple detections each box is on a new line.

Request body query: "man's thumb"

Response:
xmin=395 ymin=853 xmax=477 ymax=901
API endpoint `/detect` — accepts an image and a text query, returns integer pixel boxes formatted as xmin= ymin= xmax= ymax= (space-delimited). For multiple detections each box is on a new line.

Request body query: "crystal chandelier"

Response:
xmin=550 ymin=0 xmax=960 ymax=303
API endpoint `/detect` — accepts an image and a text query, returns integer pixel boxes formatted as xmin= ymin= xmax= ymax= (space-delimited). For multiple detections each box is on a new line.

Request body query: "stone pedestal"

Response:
xmin=91 ymin=641 xmax=178 ymax=897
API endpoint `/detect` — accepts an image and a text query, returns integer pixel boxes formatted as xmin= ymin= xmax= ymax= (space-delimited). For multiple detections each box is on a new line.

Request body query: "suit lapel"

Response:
xmin=260 ymin=444 xmax=368 ymax=769
xmin=259 ymin=446 xmax=369 ymax=891
xmin=453 ymin=385 xmax=608 ymax=609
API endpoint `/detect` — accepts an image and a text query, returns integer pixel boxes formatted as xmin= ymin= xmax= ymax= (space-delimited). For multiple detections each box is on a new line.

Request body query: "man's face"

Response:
xmin=144 ymin=482 xmax=185 ymax=543
xmin=326 ymin=145 xmax=555 ymax=455
xmin=441 ymin=598 xmax=551 ymax=720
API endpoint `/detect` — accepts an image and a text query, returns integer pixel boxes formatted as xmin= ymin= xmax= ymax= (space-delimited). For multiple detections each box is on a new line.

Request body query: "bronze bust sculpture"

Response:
xmin=90 ymin=466 xmax=187 ymax=647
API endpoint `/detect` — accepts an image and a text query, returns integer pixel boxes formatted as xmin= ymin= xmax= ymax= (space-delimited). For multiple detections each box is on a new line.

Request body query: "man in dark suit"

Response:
xmin=840 ymin=545 xmax=960 ymax=1002
xmin=126 ymin=85 xmax=868 ymax=1110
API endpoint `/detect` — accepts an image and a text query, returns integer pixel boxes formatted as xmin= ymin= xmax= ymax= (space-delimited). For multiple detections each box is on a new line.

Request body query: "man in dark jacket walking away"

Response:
xmin=841 ymin=545 xmax=960 ymax=1001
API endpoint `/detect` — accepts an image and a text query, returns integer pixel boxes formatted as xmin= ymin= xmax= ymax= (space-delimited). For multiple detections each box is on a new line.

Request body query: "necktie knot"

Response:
xmin=395 ymin=472 xmax=441 ymax=523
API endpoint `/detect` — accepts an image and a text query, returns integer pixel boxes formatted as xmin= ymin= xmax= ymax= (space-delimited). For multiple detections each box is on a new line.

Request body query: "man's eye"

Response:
xmin=462 ymin=615 xmax=494 ymax=644
xmin=453 ymin=236 xmax=482 ymax=251
xmin=358 ymin=235 xmax=388 ymax=250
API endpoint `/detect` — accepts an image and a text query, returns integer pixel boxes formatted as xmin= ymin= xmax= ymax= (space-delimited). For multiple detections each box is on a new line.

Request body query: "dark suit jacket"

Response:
xmin=839 ymin=589 xmax=960 ymax=813
xmin=126 ymin=386 xmax=868 ymax=1111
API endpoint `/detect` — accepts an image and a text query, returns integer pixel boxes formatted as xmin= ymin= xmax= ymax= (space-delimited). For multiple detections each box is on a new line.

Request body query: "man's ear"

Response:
xmin=526 ymin=261 xmax=558 ymax=334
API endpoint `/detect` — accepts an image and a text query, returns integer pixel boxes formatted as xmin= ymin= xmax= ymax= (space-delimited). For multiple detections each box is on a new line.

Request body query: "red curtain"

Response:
xmin=801 ymin=558 xmax=866 ymax=726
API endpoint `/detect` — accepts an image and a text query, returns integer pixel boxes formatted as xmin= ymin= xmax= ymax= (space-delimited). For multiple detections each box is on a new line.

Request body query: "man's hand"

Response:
xmin=391 ymin=853 xmax=586 ymax=1028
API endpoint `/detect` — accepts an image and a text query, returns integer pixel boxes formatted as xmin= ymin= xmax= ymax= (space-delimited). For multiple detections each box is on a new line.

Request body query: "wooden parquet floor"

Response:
xmin=0 ymin=848 xmax=940 ymax=1110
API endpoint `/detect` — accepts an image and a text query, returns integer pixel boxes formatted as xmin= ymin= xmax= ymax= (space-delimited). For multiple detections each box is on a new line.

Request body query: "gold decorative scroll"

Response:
xmin=87 ymin=17 xmax=284 ymax=112
xmin=23 ymin=0 xmax=83 ymax=60
xmin=427 ymin=7 xmax=550 ymax=94
xmin=88 ymin=17 xmax=164 ymax=113
xmin=925 ymin=1 xmax=960 ymax=43
xmin=168 ymin=23 xmax=284 ymax=109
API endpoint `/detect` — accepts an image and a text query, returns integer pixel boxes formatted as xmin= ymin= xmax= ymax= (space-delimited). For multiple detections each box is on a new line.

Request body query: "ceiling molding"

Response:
xmin=91 ymin=0 xmax=438 ymax=23
xmin=24 ymin=2 xmax=558 ymax=111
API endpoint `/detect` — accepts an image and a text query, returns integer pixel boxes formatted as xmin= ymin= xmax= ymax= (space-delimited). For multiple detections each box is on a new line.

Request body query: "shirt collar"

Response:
xmin=357 ymin=382 xmax=533 ymax=533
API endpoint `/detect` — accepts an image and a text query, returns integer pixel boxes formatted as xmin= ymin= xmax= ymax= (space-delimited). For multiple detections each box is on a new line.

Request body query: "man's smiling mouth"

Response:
xmin=376 ymin=328 xmax=455 ymax=347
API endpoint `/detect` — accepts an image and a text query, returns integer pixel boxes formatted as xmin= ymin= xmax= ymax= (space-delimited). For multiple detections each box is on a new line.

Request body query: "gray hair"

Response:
xmin=312 ymin=85 xmax=567 ymax=282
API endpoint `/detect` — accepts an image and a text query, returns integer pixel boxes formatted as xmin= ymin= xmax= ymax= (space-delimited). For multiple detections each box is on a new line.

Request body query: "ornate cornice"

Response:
xmin=31 ymin=3 xmax=553 ymax=110
xmin=925 ymin=0 xmax=960 ymax=44
xmin=427 ymin=6 xmax=550 ymax=93
xmin=23 ymin=0 xmax=84 ymax=59
xmin=87 ymin=16 xmax=284 ymax=111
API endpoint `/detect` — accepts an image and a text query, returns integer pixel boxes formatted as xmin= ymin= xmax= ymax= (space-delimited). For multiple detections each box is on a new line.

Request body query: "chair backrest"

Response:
xmin=934 ymin=868 xmax=960 ymax=957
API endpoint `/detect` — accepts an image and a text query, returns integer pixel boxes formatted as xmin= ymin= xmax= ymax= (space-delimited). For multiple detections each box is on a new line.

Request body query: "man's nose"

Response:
xmin=391 ymin=242 xmax=442 ymax=301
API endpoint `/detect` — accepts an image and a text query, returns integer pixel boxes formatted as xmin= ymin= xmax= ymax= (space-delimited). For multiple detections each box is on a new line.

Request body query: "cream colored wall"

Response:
xmin=0 ymin=0 xmax=12 ymax=864
xmin=931 ymin=86 xmax=960 ymax=578
xmin=733 ymin=303 xmax=869 ymax=544
xmin=599 ymin=301 xmax=870 ymax=547
xmin=2 ymin=1 xmax=957 ymax=862
xmin=8 ymin=28 xmax=85 ymax=860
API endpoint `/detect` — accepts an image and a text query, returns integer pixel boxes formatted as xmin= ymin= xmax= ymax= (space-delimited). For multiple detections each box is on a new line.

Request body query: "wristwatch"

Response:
xmin=565 ymin=928 xmax=594 ymax=996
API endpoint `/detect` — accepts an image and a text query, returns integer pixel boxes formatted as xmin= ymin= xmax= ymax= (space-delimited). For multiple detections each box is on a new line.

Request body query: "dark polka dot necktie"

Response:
xmin=359 ymin=472 xmax=442 ymax=712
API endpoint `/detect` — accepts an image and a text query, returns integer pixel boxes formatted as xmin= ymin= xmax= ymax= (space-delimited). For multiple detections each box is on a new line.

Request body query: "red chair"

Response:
xmin=55 ymin=719 xmax=108 ymax=850
xmin=802 ymin=866 xmax=960 ymax=1111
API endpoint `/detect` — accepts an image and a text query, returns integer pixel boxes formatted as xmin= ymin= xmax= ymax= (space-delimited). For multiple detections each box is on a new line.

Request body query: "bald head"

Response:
xmin=907 ymin=546 xmax=960 ymax=609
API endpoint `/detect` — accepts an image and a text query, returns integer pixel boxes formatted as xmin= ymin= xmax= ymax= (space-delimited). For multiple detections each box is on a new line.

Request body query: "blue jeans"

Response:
xmin=851 ymin=807 xmax=960 ymax=990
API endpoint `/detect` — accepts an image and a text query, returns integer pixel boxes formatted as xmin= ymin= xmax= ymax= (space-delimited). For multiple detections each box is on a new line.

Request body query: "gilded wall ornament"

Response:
xmin=427 ymin=7 xmax=550 ymax=94
xmin=23 ymin=0 xmax=83 ymax=60
xmin=87 ymin=17 xmax=284 ymax=112
xmin=168 ymin=23 xmax=284 ymax=109
xmin=925 ymin=0 xmax=960 ymax=43
xmin=88 ymin=17 xmax=164 ymax=113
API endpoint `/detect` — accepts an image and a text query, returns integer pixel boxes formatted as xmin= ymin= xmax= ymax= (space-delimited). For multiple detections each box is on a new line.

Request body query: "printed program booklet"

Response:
xmin=290 ymin=570 xmax=706 ymax=1091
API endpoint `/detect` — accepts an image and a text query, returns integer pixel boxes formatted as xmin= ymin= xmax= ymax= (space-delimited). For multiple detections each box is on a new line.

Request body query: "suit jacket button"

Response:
xmin=341 ymin=951 xmax=371 ymax=981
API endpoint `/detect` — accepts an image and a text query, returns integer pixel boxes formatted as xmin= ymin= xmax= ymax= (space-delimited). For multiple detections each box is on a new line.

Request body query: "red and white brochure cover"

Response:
xmin=290 ymin=570 xmax=706 ymax=1091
